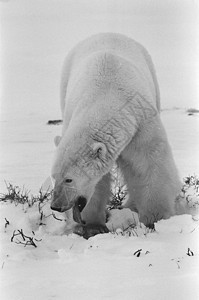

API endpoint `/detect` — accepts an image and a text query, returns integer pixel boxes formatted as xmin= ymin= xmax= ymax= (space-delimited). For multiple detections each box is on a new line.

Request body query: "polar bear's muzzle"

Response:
xmin=50 ymin=184 xmax=77 ymax=212
xmin=51 ymin=186 xmax=87 ymax=223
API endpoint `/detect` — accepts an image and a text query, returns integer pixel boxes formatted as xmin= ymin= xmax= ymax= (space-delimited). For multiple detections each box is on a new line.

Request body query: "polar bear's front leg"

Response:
xmin=74 ymin=173 xmax=111 ymax=239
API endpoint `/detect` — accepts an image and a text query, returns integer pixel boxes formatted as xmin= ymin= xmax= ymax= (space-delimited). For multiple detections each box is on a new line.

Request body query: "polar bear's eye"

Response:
xmin=64 ymin=178 xmax=73 ymax=184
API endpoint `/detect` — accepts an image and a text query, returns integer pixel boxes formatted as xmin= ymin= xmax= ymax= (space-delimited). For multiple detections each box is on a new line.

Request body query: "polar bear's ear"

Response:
xmin=92 ymin=142 xmax=107 ymax=160
xmin=54 ymin=135 xmax=61 ymax=147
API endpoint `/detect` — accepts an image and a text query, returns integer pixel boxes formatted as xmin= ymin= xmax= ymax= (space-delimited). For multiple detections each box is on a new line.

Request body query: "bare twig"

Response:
xmin=52 ymin=212 xmax=65 ymax=221
xmin=187 ymin=248 xmax=194 ymax=256
xmin=5 ymin=218 xmax=10 ymax=228
xmin=134 ymin=249 xmax=142 ymax=257
xmin=11 ymin=229 xmax=42 ymax=248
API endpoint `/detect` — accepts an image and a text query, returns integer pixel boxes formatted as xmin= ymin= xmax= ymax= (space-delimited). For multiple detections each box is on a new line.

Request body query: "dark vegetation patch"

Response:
xmin=186 ymin=108 xmax=199 ymax=116
xmin=47 ymin=120 xmax=63 ymax=125
xmin=0 ymin=182 xmax=52 ymax=207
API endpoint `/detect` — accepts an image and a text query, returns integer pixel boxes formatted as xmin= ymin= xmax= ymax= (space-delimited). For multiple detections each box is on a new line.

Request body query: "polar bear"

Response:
xmin=51 ymin=33 xmax=183 ymax=239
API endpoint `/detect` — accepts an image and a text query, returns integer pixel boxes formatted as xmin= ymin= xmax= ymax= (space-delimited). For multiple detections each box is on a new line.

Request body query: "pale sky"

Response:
xmin=0 ymin=0 xmax=199 ymax=116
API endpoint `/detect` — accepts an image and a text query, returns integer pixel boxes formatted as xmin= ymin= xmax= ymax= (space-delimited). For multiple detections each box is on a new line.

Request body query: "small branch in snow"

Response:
xmin=133 ymin=249 xmax=142 ymax=257
xmin=187 ymin=248 xmax=194 ymax=256
xmin=11 ymin=229 xmax=42 ymax=248
xmin=4 ymin=218 xmax=10 ymax=228
xmin=133 ymin=249 xmax=150 ymax=257
xmin=52 ymin=212 xmax=65 ymax=221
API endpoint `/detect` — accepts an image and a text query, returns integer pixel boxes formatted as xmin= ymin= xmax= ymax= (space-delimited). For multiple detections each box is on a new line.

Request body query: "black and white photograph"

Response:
xmin=0 ymin=1 xmax=199 ymax=299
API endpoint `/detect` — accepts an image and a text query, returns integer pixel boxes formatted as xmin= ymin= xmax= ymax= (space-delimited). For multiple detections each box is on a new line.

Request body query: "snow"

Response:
xmin=0 ymin=200 xmax=199 ymax=300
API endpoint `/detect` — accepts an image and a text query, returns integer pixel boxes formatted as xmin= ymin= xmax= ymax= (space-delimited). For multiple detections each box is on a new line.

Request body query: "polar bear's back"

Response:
xmin=65 ymin=33 xmax=151 ymax=69
xmin=67 ymin=33 xmax=146 ymax=65
xmin=61 ymin=33 xmax=160 ymax=115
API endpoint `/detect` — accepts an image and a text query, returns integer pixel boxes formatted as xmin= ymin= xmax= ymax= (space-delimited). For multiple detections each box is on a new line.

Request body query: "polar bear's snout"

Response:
xmin=50 ymin=184 xmax=78 ymax=213
xmin=51 ymin=185 xmax=88 ymax=224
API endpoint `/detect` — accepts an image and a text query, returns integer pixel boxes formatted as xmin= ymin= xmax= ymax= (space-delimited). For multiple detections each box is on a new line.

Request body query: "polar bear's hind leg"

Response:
xmin=118 ymin=117 xmax=181 ymax=227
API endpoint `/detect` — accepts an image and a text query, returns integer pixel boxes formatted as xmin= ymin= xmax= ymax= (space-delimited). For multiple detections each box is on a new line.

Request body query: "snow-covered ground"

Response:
xmin=0 ymin=204 xmax=199 ymax=300
xmin=0 ymin=109 xmax=199 ymax=300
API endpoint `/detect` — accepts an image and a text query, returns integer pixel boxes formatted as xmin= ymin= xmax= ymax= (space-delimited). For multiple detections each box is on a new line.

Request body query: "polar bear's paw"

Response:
xmin=74 ymin=223 xmax=109 ymax=239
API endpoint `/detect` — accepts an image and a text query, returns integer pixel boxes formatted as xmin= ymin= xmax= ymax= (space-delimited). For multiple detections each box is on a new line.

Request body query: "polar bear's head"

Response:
xmin=50 ymin=134 xmax=111 ymax=223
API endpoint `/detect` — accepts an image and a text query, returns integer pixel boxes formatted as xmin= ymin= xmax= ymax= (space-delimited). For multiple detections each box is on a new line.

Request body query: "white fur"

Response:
xmin=51 ymin=33 xmax=186 ymax=227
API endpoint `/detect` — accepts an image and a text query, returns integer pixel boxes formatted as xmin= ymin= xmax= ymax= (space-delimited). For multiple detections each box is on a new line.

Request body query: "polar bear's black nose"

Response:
xmin=50 ymin=190 xmax=63 ymax=212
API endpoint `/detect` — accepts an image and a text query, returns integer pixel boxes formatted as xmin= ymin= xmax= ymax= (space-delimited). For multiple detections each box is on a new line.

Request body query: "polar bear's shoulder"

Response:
xmin=61 ymin=33 xmax=160 ymax=112
xmin=67 ymin=33 xmax=145 ymax=63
